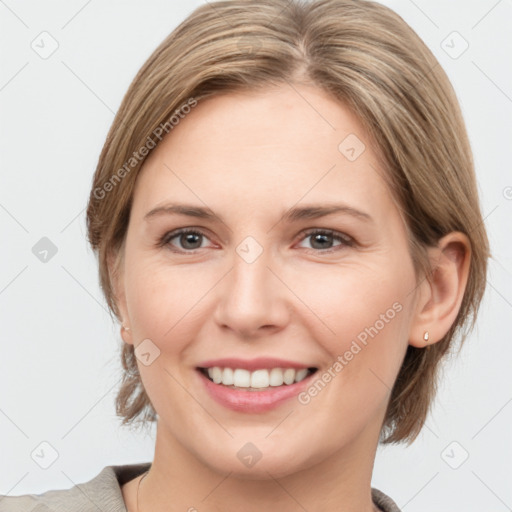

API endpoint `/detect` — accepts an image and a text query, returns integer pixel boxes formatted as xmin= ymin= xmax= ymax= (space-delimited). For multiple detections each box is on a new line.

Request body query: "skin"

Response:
xmin=115 ymin=83 xmax=471 ymax=512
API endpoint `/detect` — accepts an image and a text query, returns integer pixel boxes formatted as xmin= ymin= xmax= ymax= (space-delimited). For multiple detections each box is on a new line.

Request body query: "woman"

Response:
xmin=0 ymin=0 xmax=489 ymax=511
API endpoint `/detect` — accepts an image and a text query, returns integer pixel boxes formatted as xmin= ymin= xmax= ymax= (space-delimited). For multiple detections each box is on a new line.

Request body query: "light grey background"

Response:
xmin=1 ymin=1 xmax=511 ymax=510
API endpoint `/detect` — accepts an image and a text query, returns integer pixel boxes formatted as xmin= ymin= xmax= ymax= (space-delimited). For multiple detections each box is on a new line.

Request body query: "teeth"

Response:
xmin=205 ymin=367 xmax=313 ymax=388
xmin=283 ymin=368 xmax=295 ymax=385
xmin=222 ymin=367 xmax=234 ymax=385
xmin=251 ymin=369 xmax=269 ymax=388
xmin=233 ymin=368 xmax=251 ymax=387
xmin=295 ymin=368 xmax=309 ymax=382
xmin=269 ymin=368 xmax=284 ymax=386
xmin=211 ymin=367 xmax=222 ymax=384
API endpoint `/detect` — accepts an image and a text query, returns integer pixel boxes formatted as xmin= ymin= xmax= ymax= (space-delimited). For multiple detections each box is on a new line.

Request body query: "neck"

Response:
xmin=137 ymin=421 xmax=382 ymax=512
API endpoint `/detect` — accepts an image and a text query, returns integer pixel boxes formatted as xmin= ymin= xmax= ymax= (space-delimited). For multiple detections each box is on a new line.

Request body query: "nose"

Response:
xmin=213 ymin=244 xmax=291 ymax=339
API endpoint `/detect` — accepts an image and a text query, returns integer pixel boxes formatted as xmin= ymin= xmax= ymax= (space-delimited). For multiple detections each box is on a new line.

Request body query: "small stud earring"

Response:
xmin=423 ymin=330 xmax=431 ymax=350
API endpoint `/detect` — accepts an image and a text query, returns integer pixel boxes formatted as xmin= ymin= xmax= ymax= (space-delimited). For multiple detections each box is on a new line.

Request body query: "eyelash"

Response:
xmin=158 ymin=227 xmax=355 ymax=254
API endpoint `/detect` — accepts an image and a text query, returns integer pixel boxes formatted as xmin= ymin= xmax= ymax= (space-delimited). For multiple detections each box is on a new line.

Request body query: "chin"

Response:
xmin=195 ymin=440 xmax=320 ymax=480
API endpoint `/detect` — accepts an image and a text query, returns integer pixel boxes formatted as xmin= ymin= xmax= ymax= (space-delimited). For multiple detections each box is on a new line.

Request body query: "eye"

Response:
xmin=297 ymin=229 xmax=354 ymax=252
xmin=160 ymin=228 xmax=212 ymax=252
xmin=159 ymin=227 xmax=354 ymax=254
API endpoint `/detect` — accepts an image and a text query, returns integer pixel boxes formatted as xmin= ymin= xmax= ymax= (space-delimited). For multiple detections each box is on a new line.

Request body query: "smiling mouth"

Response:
xmin=197 ymin=366 xmax=318 ymax=391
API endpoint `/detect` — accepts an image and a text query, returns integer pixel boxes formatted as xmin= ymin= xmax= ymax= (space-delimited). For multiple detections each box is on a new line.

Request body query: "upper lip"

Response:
xmin=196 ymin=357 xmax=316 ymax=371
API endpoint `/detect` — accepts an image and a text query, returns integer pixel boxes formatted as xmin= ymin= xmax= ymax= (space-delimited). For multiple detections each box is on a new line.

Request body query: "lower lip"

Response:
xmin=196 ymin=369 xmax=315 ymax=413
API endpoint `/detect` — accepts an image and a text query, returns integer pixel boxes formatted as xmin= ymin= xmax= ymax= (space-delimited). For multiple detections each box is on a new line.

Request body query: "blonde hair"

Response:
xmin=86 ymin=0 xmax=490 ymax=444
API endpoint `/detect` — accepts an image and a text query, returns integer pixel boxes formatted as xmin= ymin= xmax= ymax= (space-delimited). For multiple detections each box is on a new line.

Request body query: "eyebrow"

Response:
xmin=144 ymin=202 xmax=373 ymax=224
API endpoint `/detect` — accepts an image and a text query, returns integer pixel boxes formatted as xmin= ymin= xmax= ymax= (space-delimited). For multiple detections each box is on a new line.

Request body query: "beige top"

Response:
xmin=0 ymin=462 xmax=402 ymax=511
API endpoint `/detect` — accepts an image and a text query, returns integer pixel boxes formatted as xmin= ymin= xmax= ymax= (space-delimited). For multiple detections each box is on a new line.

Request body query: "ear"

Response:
xmin=107 ymin=247 xmax=134 ymax=346
xmin=409 ymin=232 xmax=471 ymax=348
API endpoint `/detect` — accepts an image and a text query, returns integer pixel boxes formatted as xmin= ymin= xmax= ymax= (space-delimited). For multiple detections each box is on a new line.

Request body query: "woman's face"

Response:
xmin=117 ymin=84 xmax=425 ymax=478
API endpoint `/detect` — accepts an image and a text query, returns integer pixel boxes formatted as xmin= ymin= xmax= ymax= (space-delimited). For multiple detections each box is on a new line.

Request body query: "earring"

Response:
xmin=423 ymin=331 xmax=429 ymax=342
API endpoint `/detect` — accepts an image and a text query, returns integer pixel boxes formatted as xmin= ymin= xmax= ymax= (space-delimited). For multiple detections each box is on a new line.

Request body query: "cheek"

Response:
xmin=291 ymin=256 xmax=415 ymax=400
xmin=124 ymin=254 xmax=217 ymax=348
xmin=292 ymin=259 xmax=412 ymax=341
xmin=293 ymin=270 xmax=414 ymax=431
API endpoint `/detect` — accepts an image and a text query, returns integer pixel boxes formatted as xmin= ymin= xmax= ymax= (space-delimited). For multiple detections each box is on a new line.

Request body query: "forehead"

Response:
xmin=132 ymin=84 xmax=393 ymax=221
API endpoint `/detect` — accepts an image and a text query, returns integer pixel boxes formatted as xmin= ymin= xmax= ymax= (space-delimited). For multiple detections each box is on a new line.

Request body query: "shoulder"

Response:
xmin=0 ymin=462 xmax=151 ymax=512
xmin=372 ymin=487 xmax=402 ymax=512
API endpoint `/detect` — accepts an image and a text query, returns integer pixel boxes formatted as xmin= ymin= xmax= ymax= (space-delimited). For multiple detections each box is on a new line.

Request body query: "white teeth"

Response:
xmin=204 ymin=366 xmax=314 ymax=388
xmin=269 ymin=368 xmax=284 ymax=386
xmin=283 ymin=368 xmax=295 ymax=385
xmin=209 ymin=367 xmax=222 ymax=384
xmin=250 ymin=369 xmax=269 ymax=388
xmin=222 ymin=367 xmax=234 ymax=385
xmin=233 ymin=369 xmax=251 ymax=387
xmin=295 ymin=368 xmax=309 ymax=382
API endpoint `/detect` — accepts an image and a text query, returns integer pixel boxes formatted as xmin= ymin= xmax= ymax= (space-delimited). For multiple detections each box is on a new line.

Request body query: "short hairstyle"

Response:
xmin=86 ymin=0 xmax=490 ymax=445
